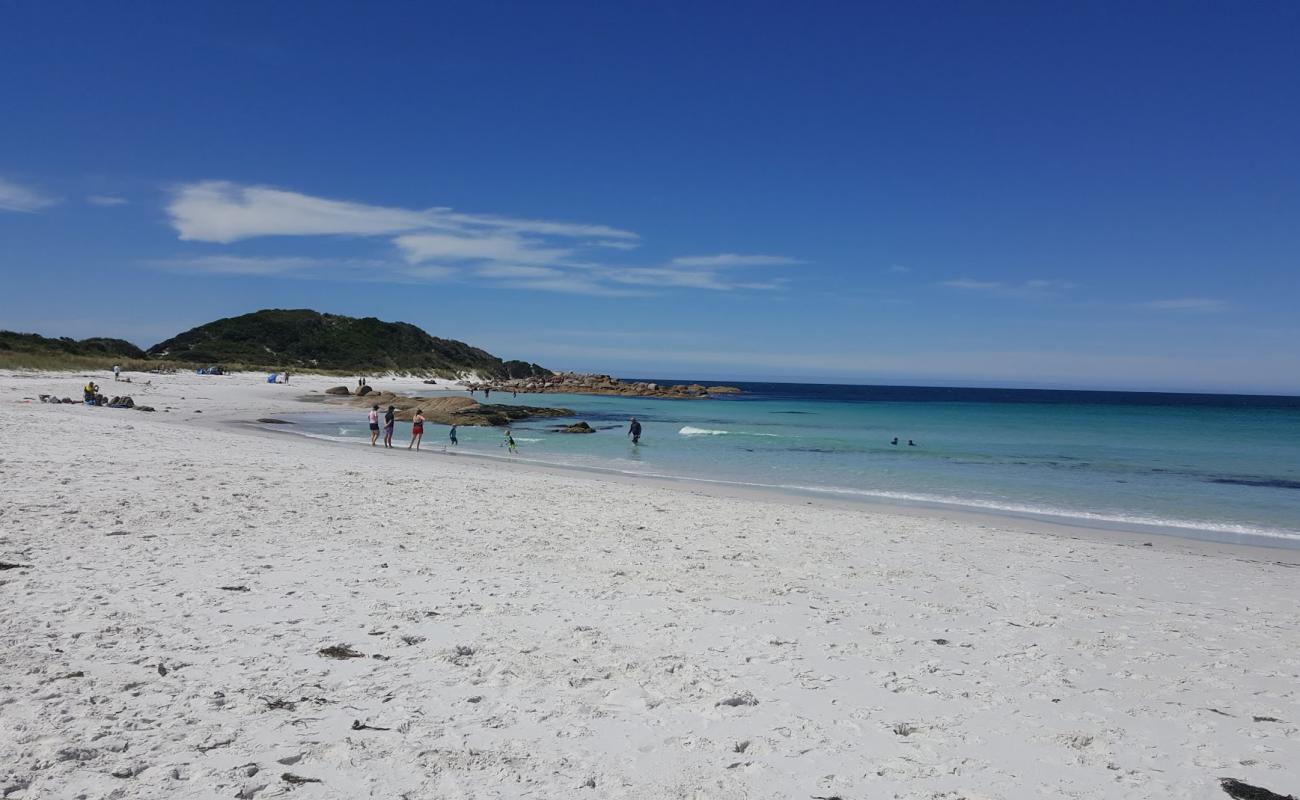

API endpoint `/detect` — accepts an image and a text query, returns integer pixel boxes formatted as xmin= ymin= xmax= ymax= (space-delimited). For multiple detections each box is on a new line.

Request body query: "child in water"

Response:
xmin=502 ymin=428 xmax=517 ymax=454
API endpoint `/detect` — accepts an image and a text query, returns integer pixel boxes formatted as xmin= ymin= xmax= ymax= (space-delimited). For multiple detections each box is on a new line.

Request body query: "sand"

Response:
xmin=1 ymin=368 xmax=1297 ymax=799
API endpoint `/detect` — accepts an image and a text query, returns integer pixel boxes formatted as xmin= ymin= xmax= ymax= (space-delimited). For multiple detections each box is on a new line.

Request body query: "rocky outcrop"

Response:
xmin=555 ymin=421 xmax=595 ymax=433
xmin=467 ymin=372 xmax=741 ymax=399
xmin=324 ymin=386 xmax=351 ymax=396
xmin=334 ymin=392 xmax=571 ymax=427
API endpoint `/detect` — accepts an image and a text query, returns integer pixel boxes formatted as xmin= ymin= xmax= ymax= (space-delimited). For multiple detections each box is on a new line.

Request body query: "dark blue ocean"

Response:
xmin=283 ymin=382 xmax=1300 ymax=547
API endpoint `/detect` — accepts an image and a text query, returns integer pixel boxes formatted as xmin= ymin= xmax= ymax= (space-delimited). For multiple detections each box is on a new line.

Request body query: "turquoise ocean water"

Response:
xmin=278 ymin=383 xmax=1300 ymax=548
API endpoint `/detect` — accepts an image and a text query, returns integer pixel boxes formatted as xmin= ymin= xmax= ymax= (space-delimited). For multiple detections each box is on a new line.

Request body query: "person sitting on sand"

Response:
xmin=83 ymin=381 xmax=98 ymax=405
xmin=408 ymin=409 xmax=425 ymax=451
xmin=628 ymin=416 xmax=642 ymax=444
xmin=383 ymin=406 xmax=396 ymax=448
xmin=368 ymin=405 xmax=380 ymax=446
xmin=448 ymin=424 xmax=459 ymax=447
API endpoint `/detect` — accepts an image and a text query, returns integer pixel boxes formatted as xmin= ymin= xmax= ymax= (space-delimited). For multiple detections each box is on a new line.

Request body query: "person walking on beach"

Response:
xmin=368 ymin=405 xmax=380 ymax=446
xmin=383 ymin=406 xmax=396 ymax=448
xmin=113 ymin=365 xmax=121 ymax=382
xmin=628 ymin=416 xmax=642 ymax=444
xmin=448 ymin=424 xmax=459 ymax=447
xmin=408 ymin=409 xmax=425 ymax=450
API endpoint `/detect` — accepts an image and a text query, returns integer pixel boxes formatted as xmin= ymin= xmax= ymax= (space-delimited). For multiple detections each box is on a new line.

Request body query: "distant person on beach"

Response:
xmin=368 ymin=405 xmax=380 ymax=446
xmin=283 ymin=371 xmax=289 ymax=384
xmin=113 ymin=365 xmax=121 ymax=381
xmin=908 ymin=439 xmax=917 ymax=446
xmin=448 ymin=424 xmax=459 ymax=447
xmin=485 ymin=387 xmax=491 ymax=400
xmin=890 ymin=437 xmax=898 ymax=446
xmin=383 ymin=406 xmax=396 ymax=448
xmin=409 ymin=409 xmax=425 ymax=450
xmin=503 ymin=428 xmax=516 ymax=453
xmin=628 ymin=417 xmax=642 ymax=444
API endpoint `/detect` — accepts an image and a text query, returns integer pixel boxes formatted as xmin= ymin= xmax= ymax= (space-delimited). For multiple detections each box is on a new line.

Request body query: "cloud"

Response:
xmin=670 ymin=253 xmax=805 ymax=267
xmin=473 ymin=264 xmax=567 ymax=279
xmin=1137 ymin=297 xmax=1226 ymax=312
xmin=394 ymin=233 xmax=572 ymax=265
xmin=940 ymin=278 xmax=1077 ymax=298
xmin=167 ymin=180 xmax=638 ymax=244
xmin=87 ymin=195 xmax=129 ymax=206
xmin=168 ymin=181 xmax=437 ymax=243
xmin=162 ymin=180 xmax=802 ymax=296
xmin=888 ymin=264 xmax=911 ymax=273
xmin=0 ymin=177 xmax=58 ymax=212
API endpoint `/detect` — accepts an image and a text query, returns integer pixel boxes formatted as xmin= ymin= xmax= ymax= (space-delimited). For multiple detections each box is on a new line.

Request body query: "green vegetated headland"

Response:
xmin=1 ymin=309 xmax=552 ymax=378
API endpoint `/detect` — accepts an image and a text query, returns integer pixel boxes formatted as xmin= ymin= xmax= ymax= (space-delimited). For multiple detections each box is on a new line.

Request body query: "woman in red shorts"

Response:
xmin=408 ymin=409 xmax=425 ymax=451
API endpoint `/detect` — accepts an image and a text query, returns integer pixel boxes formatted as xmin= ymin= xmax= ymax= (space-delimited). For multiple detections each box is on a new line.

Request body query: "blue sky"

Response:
xmin=2 ymin=2 xmax=1298 ymax=392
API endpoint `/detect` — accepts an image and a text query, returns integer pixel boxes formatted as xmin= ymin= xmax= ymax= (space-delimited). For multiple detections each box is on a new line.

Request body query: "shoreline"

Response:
xmin=239 ymin=416 xmax=1300 ymax=565
xmin=9 ymin=367 xmax=1298 ymax=557
xmin=3 ymin=367 xmax=1298 ymax=798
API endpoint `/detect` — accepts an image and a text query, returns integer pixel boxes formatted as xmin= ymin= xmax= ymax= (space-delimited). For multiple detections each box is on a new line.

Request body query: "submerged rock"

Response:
xmin=555 ymin=421 xmax=596 ymax=434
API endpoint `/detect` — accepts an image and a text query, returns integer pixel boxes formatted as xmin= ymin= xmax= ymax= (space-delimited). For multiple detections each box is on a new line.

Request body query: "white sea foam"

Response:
xmin=678 ymin=426 xmax=781 ymax=437
xmin=679 ymin=426 xmax=729 ymax=435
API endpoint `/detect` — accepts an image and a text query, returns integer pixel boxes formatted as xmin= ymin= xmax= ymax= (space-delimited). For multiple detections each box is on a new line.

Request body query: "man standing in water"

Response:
xmin=628 ymin=416 xmax=642 ymax=444
xmin=448 ymin=424 xmax=459 ymax=447
xmin=383 ymin=405 xmax=396 ymax=448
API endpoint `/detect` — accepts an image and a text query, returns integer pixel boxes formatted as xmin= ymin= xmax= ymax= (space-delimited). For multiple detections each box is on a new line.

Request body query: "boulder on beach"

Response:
xmin=333 ymin=391 xmax=571 ymax=427
xmin=324 ymin=386 xmax=351 ymax=396
xmin=356 ymin=384 xmax=374 ymax=396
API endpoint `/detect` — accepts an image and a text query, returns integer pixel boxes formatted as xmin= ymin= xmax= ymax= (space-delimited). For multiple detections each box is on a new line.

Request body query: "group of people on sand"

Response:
xmin=364 ymin=408 xmax=645 ymax=454
xmin=367 ymin=404 xmax=458 ymax=451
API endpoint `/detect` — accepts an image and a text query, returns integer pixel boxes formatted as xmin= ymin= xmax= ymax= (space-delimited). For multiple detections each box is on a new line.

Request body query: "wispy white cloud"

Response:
xmin=161 ymin=180 xmax=804 ymax=296
xmin=167 ymin=181 xmax=638 ymax=244
xmin=87 ymin=195 xmax=128 ymax=207
xmin=0 ymin=177 xmax=58 ymax=212
xmin=473 ymin=264 xmax=567 ymax=279
xmin=394 ymin=233 xmax=572 ymax=265
xmin=671 ymin=253 xmax=804 ymax=267
xmin=940 ymin=278 xmax=1077 ymax=299
xmin=168 ymin=181 xmax=439 ymax=242
xmin=888 ymin=264 xmax=911 ymax=273
xmin=495 ymin=276 xmax=651 ymax=297
xmin=1137 ymin=297 xmax=1226 ymax=312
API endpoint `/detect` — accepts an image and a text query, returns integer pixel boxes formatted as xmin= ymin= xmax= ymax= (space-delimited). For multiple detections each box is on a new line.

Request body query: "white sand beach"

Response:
xmin=2 ymin=369 xmax=1297 ymax=799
